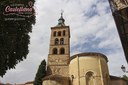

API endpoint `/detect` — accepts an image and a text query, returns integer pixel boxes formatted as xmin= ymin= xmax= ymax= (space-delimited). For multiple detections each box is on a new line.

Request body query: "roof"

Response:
xmin=110 ymin=75 xmax=127 ymax=81
xmin=25 ymin=81 xmax=34 ymax=84
xmin=70 ymin=52 xmax=108 ymax=62
xmin=42 ymin=74 xmax=69 ymax=80
xmin=0 ymin=83 xmax=5 ymax=85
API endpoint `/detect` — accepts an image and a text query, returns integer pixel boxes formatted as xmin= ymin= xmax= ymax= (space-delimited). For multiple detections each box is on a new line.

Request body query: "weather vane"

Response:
xmin=61 ymin=9 xmax=64 ymax=16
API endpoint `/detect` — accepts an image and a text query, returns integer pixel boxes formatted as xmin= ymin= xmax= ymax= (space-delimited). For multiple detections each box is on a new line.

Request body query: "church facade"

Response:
xmin=42 ymin=13 xmax=112 ymax=85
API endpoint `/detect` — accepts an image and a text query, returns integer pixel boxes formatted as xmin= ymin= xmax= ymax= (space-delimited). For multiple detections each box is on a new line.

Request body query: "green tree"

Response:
xmin=123 ymin=75 xmax=128 ymax=80
xmin=0 ymin=0 xmax=35 ymax=77
xmin=34 ymin=60 xmax=46 ymax=85
xmin=123 ymin=75 xmax=128 ymax=84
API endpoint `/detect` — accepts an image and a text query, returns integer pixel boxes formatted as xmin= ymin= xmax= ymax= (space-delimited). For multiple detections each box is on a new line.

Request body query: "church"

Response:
xmin=38 ymin=13 xmax=127 ymax=85
xmin=23 ymin=13 xmax=127 ymax=85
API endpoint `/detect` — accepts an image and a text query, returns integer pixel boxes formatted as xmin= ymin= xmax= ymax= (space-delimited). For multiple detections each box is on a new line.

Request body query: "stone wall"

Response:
xmin=69 ymin=52 xmax=110 ymax=85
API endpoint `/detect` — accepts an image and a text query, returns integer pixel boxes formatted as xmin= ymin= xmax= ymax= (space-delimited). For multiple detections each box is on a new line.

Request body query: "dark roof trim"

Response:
xmin=70 ymin=52 xmax=108 ymax=62
xmin=25 ymin=81 xmax=34 ymax=84
xmin=51 ymin=26 xmax=69 ymax=29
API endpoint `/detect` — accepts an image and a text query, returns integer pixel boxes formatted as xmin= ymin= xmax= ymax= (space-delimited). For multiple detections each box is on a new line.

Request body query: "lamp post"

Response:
xmin=121 ymin=65 xmax=128 ymax=73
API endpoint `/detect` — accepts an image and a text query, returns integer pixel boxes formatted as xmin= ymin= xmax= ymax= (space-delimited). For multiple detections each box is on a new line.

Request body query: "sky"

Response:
xmin=0 ymin=0 xmax=128 ymax=84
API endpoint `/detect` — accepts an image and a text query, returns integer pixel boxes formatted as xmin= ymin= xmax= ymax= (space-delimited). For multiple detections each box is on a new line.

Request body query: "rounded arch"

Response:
xmin=60 ymin=38 xmax=64 ymax=44
xmin=58 ymin=31 xmax=61 ymax=36
xmin=60 ymin=47 xmax=65 ymax=54
xmin=53 ymin=31 xmax=56 ymax=36
xmin=55 ymin=38 xmax=59 ymax=45
xmin=86 ymin=71 xmax=94 ymax=85
xmin=52 ymin=48 xmax=58 ymax=54
xmin=63 ymin=30 xmax=65 ymax=36
xmin=86 ymin=71 xmax=94 ymax=77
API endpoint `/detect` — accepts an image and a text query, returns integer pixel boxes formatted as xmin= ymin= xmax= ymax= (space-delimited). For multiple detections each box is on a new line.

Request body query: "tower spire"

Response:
xmin=56 ymin=10 xmax=65 ymax=27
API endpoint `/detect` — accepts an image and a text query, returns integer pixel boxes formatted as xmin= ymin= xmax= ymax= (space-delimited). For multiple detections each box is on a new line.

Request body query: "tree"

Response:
xmin=123 ymin=75 xmax=128 ymax=80
xmin=34 ymin=60 xmax=46 ymax=85
xmin=123 ymin=75 xmax=128 ymax=84
xmin=0 ymin=0 xmax=35 ymax=77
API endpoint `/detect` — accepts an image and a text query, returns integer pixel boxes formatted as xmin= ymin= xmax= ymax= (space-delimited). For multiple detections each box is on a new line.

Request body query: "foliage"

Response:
xmin=34 ymin=60 xmax=46 ymax=85
xmin=0 ymin=0 xmax=35 ymax=77
xmin=123 ymin=75 xmax=128 ymax=84
xmin=123 ymin=75 xmax=128 ymax=80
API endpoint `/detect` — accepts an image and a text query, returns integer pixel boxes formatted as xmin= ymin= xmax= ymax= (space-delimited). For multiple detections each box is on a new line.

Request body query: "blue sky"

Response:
xmin=0 ymin=0 xmax=128 ymax=84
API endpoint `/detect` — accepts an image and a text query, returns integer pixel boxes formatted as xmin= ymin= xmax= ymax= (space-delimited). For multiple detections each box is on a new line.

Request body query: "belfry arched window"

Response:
xmin=55 ymin=38 xmax=59 ymax=45
xmin=63 ymin=30 xmax=65 ymax=36
xmin=58 ymin=31 xmax=61 ymax=36
xmin=53 ymin=48 xmax=57 ymax=54
xmin=86 ymin=72 xmax=94 ymax=85
xmin=60 ymin=38 xmax=64 ymax=44
xmin=60 ymin=48 xmax=65 ymax=54
xmin=53 ymin=31 xmax=56 ymax=36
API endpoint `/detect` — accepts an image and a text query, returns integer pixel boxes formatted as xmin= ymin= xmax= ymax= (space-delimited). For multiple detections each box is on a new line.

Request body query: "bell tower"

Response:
xmin=47 ymin=12 xmax=70 ymax=77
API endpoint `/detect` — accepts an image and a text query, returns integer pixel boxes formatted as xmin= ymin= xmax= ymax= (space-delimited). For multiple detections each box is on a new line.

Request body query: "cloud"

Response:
xmin=107 ymin=49 xmax=127 ymax=77
xmin=0 ymin=0 xmax=127 ymax=84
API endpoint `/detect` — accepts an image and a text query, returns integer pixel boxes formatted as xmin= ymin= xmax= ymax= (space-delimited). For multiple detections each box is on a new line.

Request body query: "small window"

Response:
xmin=86 ymin=72 xmax=94 ymax=85
xmin=55 ymin=38 xmax=59 ymax=45
xmin=53 ymin=31 xmax=56 ymax=36
xmin=71 ymin=75 xmax=74 ymax=82
xmin=58 ymin=31 xmax=61 ymax=36
xmin=53 ymin=48 xmax=57 ymax=54
xmin=60 ymin=38 xmax=64 ymax=44
xmin=60 ymin=48 xmax=65 ymax=54
xmin=63 ymin=30 xmax=65 ymax=36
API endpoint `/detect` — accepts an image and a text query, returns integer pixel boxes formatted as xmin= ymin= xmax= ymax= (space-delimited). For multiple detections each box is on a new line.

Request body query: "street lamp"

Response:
xmin=121 ymin=65 xmax=128 ymax=73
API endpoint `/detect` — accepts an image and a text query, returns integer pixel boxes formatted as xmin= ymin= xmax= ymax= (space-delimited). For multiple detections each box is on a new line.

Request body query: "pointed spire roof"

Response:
xmin=56 ymin=10 xmax=65 ymax=27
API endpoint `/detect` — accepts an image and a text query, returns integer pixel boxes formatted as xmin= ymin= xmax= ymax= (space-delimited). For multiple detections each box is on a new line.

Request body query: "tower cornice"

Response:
xmin=51 ymin=26 xmax=69 ymax=29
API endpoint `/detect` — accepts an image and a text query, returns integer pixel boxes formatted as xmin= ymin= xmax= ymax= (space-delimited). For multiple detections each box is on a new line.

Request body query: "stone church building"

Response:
xmin=38 ymin=13 xmax=127 ymax=85
xmin=2 ymin=13 xmax=127 ymax=85
xmin=22 ymin=13 xmax=127 ymax=85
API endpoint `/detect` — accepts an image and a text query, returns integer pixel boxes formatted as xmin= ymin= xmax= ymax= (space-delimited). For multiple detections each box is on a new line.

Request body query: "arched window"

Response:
xmin=60 ymin=38 xmax=64 ymax=44
xmin=55 ymin=38 xmax=59 ymax=45
xmin=53 ymin=48 xmax=57 ymax=54
xmin=86 ymin=72 xmax=94 ymax=85
xmin=60 ymin=48 xmax=65 ymax=54
xmin=63 ymin=30 xmax=65 ymax=36
xmin=53 ymin=31 xmax=56 ymax=36
xmin=71 ymin=75 xmax=74 ymax=82
xmin=58 ymin=31 xmax=61 ymax=36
